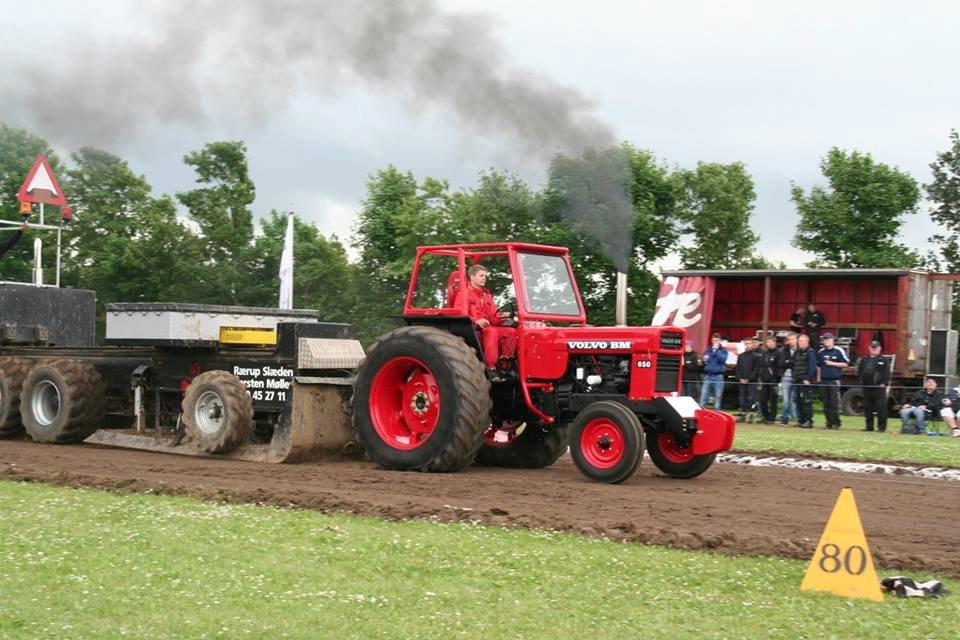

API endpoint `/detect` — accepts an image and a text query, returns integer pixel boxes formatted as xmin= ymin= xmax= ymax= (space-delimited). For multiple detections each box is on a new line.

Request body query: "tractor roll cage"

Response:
xmin=403 ymin=242 xmax=587 ymax=324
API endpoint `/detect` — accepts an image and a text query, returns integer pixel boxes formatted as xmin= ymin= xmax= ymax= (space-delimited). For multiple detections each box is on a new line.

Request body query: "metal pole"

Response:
xmin=34 ymin=202 xmax=44 ymax=285
xmin=55 ymin=223 xmax=62 ymax=288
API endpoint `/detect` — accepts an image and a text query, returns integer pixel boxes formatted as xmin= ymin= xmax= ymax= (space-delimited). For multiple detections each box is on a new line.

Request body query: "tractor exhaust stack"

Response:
xmin=615 ymin=271 xmax=628 ymax=326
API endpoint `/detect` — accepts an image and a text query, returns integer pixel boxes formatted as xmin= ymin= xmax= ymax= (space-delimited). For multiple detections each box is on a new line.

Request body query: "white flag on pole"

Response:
xmin=279 ymin=212 xmax=294 ymax=309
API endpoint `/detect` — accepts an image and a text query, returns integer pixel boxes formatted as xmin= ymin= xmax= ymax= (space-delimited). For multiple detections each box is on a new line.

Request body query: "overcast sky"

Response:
xmin=2 ymin=0 xmax=957 ymax=269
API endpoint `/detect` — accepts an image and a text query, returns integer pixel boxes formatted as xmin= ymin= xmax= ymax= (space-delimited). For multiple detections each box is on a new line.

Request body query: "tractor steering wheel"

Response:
xmin=497 ymin=301 xmax=517 ymax=328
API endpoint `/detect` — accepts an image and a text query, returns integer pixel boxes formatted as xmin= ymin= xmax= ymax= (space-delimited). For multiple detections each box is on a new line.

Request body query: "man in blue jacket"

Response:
xmin=700 ymin=333 xmax=728 ymax=409
xmin=817 ymin=332 xmax=849 ymax=429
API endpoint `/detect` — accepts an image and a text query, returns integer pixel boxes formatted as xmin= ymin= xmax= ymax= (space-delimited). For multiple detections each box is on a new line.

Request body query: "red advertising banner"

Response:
xmin=651 ymin=276 xmax=716 ymax=351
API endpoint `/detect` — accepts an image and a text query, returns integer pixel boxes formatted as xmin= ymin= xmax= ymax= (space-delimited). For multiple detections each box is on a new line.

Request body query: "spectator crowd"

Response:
xmin=681 ymin=303 xmax=960 ymax=438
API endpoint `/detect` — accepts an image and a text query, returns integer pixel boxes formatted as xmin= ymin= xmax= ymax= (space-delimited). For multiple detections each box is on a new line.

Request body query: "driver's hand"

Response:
xmin=477 ymin=318 xmax=490 ymax=329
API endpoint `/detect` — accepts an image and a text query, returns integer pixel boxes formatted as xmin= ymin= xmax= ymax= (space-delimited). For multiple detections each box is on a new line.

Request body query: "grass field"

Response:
xmin=0 ymin=481 xmax=955 ymax=640
xmin=729 ymin=414 xmax=960 ymax=468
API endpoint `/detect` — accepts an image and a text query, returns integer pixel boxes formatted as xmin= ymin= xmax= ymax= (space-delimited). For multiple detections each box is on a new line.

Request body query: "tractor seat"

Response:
xmin=446 ymin=271 xmax=461 ymax=308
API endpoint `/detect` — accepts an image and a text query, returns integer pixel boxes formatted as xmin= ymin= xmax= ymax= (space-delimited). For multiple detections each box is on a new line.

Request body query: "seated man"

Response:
xmin=453 ymin=264 xmax=515 ymax=380
xmin=899 ymin=377 xmax=942 ymax=435
xmin=938 ymin=385 xmax=960 ymax=437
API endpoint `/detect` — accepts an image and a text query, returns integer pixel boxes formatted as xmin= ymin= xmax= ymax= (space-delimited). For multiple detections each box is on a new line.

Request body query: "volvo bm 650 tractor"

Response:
xmin=352 ymin=243 xmax=735 ymax=483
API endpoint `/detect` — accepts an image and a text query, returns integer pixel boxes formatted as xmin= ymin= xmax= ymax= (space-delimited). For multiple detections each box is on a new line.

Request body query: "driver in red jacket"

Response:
xmin=454 ymin=264 xmax=515 ymax=378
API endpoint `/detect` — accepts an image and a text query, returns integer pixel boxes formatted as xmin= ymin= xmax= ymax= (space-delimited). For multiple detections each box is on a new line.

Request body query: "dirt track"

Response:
xmin=2 ymin=439 xmax=957 ymax=577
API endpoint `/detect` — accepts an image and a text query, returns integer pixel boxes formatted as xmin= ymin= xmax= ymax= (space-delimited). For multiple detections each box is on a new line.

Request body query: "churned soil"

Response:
xmin=2 ymin=439 xmax=957 ymax=578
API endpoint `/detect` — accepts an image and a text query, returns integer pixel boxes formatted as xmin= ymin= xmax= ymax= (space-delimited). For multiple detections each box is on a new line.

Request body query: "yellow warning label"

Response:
xmin=800 ymin=488 xmax=884 ymax=601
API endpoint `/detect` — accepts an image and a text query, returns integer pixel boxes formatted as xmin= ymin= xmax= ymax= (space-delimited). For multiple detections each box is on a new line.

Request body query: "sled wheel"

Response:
xmin=21 ymin=359 xmax=106 ymax=444
xmin=0 ymin=357 xmax=33 ymax=438
xmin=182 ymin=370 xmax=253 ymax=454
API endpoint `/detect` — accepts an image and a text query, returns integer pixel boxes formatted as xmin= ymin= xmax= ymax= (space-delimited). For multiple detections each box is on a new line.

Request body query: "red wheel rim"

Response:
xmin=657 ymin=433 xmax=694 ymax=464
xmin=484 ymin=420 xmax=525 ymax=448
xmin=369 ymin=356 xmax=440 ymax=450
xmin=579 ymin=418 xmax=624 ymax=469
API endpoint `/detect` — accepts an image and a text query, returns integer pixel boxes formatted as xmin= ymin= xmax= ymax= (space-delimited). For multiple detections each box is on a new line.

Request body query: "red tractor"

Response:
xmin=352 ymin=243 xmax=735 ymax=483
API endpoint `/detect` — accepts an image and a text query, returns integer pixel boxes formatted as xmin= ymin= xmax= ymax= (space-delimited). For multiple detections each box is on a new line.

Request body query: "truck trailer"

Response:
xmin=652 ymin=268 xmax=960 ymax=413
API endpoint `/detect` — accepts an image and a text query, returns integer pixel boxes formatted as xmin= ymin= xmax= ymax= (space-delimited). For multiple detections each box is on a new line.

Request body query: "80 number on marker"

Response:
xmin=817 ymin=543 xmax=867 ymax=575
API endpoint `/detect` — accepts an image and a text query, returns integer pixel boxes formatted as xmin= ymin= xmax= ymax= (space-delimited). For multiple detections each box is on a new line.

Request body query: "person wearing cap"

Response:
xmin=803 ymin=303 xmax=826 ymax=350
xmin=682 ymin=339 xmax=702 ymax=399
xmin=857 ymin=340 xmax=890 ymax=432
xmin=817 ymin=332 xmax=848 ymax=429
xmin=700 ymin=333 xmax=728 ymax=410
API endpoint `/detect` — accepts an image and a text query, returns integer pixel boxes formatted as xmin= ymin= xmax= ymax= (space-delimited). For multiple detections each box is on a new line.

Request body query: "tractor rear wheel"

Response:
xmin=182 ymin=371 xmax=254 ymax=454
xmin=21 ymin=359 xmax=106 ymax=444
xmin=475 ymin=421 xmax=568 ymax=468
xmin=569 ymin=401 xmax=643 ymax=484
xmin=352 ymin=325 xmax=492 ymax=472
xmin=0 ymin=357 xmax=33 ymax=438
xmin=644 ymin=429 xmax=716 ymax=479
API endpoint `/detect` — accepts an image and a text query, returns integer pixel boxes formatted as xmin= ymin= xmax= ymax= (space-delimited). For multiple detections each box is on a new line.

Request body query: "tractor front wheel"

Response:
xmin=569 ymin=401 xmax=643 ymax=484
xmin=352 ymin=325 xmax=492 ymax=472
xmin=644 ymin=430 xmax=716 ymax=479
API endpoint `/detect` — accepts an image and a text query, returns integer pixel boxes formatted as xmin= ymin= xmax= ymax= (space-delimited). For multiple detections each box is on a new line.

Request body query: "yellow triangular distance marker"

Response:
xmin=800 ymin=488 xmax=884 ymax=602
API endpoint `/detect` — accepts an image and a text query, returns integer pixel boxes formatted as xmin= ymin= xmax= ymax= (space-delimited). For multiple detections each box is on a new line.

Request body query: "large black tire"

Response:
xmin=475 ymin=423 xmax=568 ymax=468
xmin=569 ymin=401 xmax=643 ymax=484
xmin=841 ymin=387 xmax=865 ymax=416
xmin=182 ymin=370 xmax=254 ymax=454
xmin=21 ymin=359 xmax=106 ymax=444
xmin=352 ymin=325 xmax=492 ymax=472
xmin=0 ymin=357 xmax=33 ymax=438
xmin=644 ymin=429 xmax=716 ymax=479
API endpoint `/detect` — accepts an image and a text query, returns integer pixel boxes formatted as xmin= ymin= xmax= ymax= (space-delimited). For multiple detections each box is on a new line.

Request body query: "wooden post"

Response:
xmin=762 ymin=276 xmax=771 ymax=337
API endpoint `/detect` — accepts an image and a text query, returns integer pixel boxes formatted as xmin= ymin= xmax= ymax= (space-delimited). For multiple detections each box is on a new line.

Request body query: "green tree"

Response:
xmin=927 ymin=130 xmax=960 ymax=270
xmin=0 ymin=124 xmax=61 ymax=284
xmin=177 ymin=141 xmax=256 ymax=304
xmin=246 ymin=210 xmax=355 ymax=322
xmin=62 ymin=147 xmax=207 ymax=338
xmin=543 ymin=144 xmax=682 ymax=325
xmin=791 ymin=148 xmax=921 ymax=268
xmin=678 ymin=161 xmax=761 ymax=269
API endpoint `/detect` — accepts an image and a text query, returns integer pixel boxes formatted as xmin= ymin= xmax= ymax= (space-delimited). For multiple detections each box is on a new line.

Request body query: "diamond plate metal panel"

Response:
xmin=298 ymin=338 xmax=365 ymax=370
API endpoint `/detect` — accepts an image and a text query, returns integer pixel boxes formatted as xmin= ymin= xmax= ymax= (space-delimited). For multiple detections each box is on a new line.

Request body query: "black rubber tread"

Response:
xmin=21 ymin=358 xmax=106 ymax=444
xmin=840 ymin=387 xmax=865 ymax=416
xmin=569 ymin=401 xmax=644 ymax=484
xmin=644 ymin=429 xmax=716 ymax=479
xmin=181 ymin=370 xmax=254 ymax=454
xmin=352 ymin=325 xmax=492 ymax=473
xmin=0 ymin=357 xmax=33 ymax=438
xmin=474 ymin=424 xmax=568 ymax=468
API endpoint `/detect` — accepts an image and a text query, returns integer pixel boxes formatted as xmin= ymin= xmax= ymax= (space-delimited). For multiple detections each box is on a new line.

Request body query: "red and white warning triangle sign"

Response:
xmin=18 ymin=154 xmax=67 ymax=206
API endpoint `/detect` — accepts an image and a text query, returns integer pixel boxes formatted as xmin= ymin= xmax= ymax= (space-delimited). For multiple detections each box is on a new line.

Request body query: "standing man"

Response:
xmin=0 ymin=222 xmax=27 ymax=259
xmin=735 ymin=337 xmax=762 ymax=422
xmin=700 ymin=333 xmax=728 ymax=410
xmin=682 ymin=339 xmax=702 ymax=399
xmin=779 ymin=332 xmax=798 ymax=426
xmin=803 ymin=303 xmax=826 ymax=350
xmin=758 ymin=334 xmax=783 ymax=424
xmin=789 ymin=306 xmax=805 ymax=333
xmin=817 ymin=332 xmax=849 ymax=429
xmin=857 ymin=340 xmax=890 ymax=432
xmin=793 ymin=334 xmax=818 ymax=428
